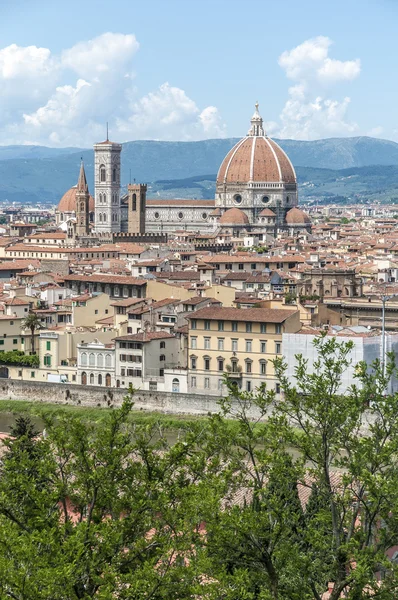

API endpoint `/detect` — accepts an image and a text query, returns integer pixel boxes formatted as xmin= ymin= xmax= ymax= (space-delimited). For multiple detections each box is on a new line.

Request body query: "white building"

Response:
xmin=114 ymin=331 xmax=181 ymax=391
xmin=77 ymin=340 xmax=116 ymax=387
xmin=283 ymin=326 xmax=398 ymax=394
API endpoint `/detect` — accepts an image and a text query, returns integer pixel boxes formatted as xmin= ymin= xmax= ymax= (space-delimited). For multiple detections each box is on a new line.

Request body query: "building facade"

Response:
xmin=77 ymin=341 xmax=116 ymax=387
xmin=186 ymin=306 xmax=301 ymax=396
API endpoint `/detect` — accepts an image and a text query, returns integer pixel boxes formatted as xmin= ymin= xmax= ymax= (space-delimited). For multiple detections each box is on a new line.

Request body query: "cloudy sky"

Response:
xmin=0 ymin=0 xmax=395 ymax=146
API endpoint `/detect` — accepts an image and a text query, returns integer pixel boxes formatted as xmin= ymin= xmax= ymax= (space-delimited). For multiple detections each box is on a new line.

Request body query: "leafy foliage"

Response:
xmin=0 ymin=349 xmax=39 ymax=367
xmin=1 ymin=338 xmax=398 ymax=598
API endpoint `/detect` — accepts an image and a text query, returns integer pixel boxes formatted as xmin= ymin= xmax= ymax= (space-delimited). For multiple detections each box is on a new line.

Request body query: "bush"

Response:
xmin=0 ymin=350 xmax=40 ymax=367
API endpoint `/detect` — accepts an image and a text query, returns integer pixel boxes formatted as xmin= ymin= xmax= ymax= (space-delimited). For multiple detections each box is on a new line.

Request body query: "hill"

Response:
xmin=150 ymin=165 xmax=398 ymax=204
xmin=1 ymin=136 xmax=398 ymax=204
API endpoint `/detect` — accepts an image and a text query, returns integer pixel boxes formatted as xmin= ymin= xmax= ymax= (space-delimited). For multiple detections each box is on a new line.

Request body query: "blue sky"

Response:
xmin=0 ymin=0 xmax=396 ymax=145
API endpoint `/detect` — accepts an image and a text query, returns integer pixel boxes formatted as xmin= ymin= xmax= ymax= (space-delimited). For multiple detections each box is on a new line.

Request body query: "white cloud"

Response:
xmin=275 ymin=37 xmax=361 ymax=139
xmin=367 ymin=126 xmax=384 ymax=138
xmin=199 ymin=106 xmax=226 ymax=137
xmin=117 ymin=82 xmax=225 ymax=141
xmin=61 ymin=32 xmax=139 ymax=79
xmin=0 ymin=43 xmax=59 ymax=122
xmin=0 ymin=33 xmax=224 ymax=146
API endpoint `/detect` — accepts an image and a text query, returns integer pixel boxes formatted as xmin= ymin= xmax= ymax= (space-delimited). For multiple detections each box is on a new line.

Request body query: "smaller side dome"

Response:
xmin=58 ymin=186 xmax=95 ymax=213
xmin=219 ymin=208 xmax=249 ymax=225
xmin=285 ymin=207 xmax=311 ymax=225
xmin=259 ymin=208 xmax=276 ymax=217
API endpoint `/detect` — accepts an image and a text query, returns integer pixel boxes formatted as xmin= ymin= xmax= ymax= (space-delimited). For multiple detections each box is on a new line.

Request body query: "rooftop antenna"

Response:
xmin=106 ymin=122 xmax=109 ymax=141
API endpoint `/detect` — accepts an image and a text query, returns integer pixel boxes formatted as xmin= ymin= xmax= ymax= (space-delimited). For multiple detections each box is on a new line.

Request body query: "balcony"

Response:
xmin=225 ymin=364 xmax=242 ymax=378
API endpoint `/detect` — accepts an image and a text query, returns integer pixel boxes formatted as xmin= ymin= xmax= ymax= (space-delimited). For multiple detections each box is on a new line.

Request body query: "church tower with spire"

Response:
xmin=75 ymin=161 xmax=90 ymax=237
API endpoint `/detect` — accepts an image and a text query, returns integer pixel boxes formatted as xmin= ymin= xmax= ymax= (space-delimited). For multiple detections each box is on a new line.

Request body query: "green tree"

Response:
xmin=0 ymin=398 xmax=221 ymax=599
xmin=203 ymin=337 xmax=398 ymax=599
xmin=21 ymin=311 xmax=42 ymax=355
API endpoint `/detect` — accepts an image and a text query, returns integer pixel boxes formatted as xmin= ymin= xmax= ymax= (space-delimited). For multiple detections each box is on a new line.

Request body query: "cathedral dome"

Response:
xmin=285 ymin=207 xmax=311 ymax=225
xmin=58 ymin=186 xmax=95 ymax=213
xmin=217 ymin=104 xmax=296 ymax=186
xmin=219 ymin=208 xmax=249 ymax=225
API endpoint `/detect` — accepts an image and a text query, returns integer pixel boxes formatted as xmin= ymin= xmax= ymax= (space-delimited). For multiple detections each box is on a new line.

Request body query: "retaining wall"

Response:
xmin=0 ymin=379 xmax=252 ymax=417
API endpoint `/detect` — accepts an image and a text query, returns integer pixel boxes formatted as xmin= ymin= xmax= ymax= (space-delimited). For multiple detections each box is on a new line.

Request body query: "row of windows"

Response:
xmin=211 ymin=263 xmax=293 ymax=270
xmin=191 ymin=320 xmax=281 ymax=334
xmin=81 ymin=372 xmax=112 ymax=386
xmin=98 ymin=212 xmax=119 ymax=222
xmin=120 ymin=368 xmax=142 ymax=377
xmin=8 ymin=252 xmax=66 ymax=258
xmin=152 ymin=211 xmax=208 ymax=220
xmin=81 ymin=352 xmax=113 ymax=367
xmin=119 ymin=341 xmax=144 ymax=349
xmin=119 ymin=354 xmax=142 ymax=363
xmin=190 ymin=376 xmax=280 ymax=393
xmin=0 ymin=339 xmax=19 ymax=345
xmin=190 ymin=337 xmax=280 ymax=353
xmin=190 ymin=357 xmax=271 ymax=373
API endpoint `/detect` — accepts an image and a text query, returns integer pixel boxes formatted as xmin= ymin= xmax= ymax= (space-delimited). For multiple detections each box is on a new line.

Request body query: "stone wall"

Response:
xmin=0 ymin=379 xmax=262 ymax=418
xmin=41 ymin=259 xmax=70 ymax=275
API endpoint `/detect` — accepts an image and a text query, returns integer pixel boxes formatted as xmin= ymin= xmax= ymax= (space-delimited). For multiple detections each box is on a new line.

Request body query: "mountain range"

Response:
xmin=1 ymin=136 xmax=398 ymax=204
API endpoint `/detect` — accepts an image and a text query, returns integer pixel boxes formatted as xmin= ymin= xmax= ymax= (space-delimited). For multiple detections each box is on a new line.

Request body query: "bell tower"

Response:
xmin=94 ymin=133 xmax=122 ymax=233
xmin=75 ymin=160 xmax=90 ymax=237
xmin=128 ymin=183 xmax=146 ymax=234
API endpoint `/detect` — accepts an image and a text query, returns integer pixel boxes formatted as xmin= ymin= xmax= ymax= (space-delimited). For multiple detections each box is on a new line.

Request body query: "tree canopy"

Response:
xmin=0 ymin=336 xmax=398 ymax=599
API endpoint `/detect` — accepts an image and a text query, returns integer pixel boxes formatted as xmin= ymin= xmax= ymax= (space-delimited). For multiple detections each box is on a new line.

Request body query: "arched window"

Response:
xmin=105 ymin=354 xmax=112 ymax=367
xmin=172 ymin=378 xmax=180 ymax=393
xmin=112 ymin=167 xmax=116 ymax=182
xmin=99 ymin=213 xmax=102 ymax=222
xmin=98 ymin=374 xmax=102 ymax=385
xmin=160 ymin=354 xmax=166 ymax=362
xmin=81 ymin=352 xmax=87 ymax=366
xmin=89 ymin=353 xmax=95 ymax=367
xmin=103 ymin=213 xmax=107 ymax=222
xmin=132 ymin=193 xmax=137 ymax=211
xmin=81 ymin=372 xmax=87 ymax=385
xmin=97 ymin=353 xmax=103 ymax=367
xmin=160 ymin=341 xmax=166 ymax=349
xmin=80 ymin=202 xmax=85 ymax=212
xmin=100 ymin=165 xmax=106 ymax=182
xmin=90 ymin=373 xmax=94 ymax=385
xmin=105 ymin=373 xmax=111 ymax=386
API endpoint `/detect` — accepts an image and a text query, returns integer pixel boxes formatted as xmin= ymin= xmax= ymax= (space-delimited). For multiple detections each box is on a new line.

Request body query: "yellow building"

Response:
xmin=186 ymin=306 xmax=301 ymax=396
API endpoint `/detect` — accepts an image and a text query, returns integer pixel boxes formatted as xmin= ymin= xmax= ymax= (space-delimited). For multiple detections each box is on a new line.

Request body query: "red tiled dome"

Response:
xmin=259 ymin=208 xmax=276 ymax=217
xmin=58 ymin=186 xmax=94 ymax=213
xmin=217 ymin=136 xmax=296 ymax=185
xmin=285 ymin=207 xmax=311 ymax=225
xmin=219 ymin=208 xmax=249 ymax=225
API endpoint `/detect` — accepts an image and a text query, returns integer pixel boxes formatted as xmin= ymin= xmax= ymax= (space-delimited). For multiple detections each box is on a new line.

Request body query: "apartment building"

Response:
xmin=114 ymin=331 xmax=180 ymax=391
xmin=186 ymin=306 xmax=301 ymax=396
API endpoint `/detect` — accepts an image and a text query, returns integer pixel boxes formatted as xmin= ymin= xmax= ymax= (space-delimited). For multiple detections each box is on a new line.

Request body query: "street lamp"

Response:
xmin=381 ymin=293 xmax=398 ymax=377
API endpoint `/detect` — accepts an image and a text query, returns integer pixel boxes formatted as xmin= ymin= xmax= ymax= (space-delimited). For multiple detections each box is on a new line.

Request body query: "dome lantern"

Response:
xmin=247 ymin=102 xmax=265 ymax=137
